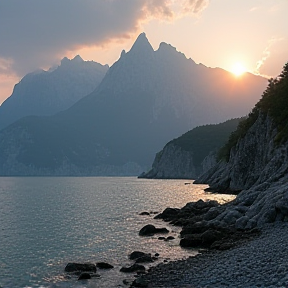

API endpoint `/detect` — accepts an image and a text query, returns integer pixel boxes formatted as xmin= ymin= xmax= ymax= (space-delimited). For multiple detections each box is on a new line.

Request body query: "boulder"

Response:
xmin=203 ymin=207 xmax=223 ymax=221
xmin=235 ymin=216 xmax=249 ymax=230
xmin=139 ymin=224 xmax=169 ymax=236
xmin=96 ymin=262 xmax=114 ymax=269
xmin=201 ymin=229 xmax=223 ymax=247
xmin=120 ymin=264 xmax=146 ymax=273
xmin=154 ymin=207 xmax=180 ymax=221
xmin=129 ymin=251 xmax=148 ymax=260
xmin=132 ymin=276 xmax=149 ymax=287
xmin=135 ymin=255 xmax=154 ymax=263
xmin=180 ymin=234 xmax=202 ymax=248
xmin=164 ymin=236 xmax=175 ymax=241
xmin=78 ymin=272 xmax=91 ymax=280
xmin=180 ymin=220 xmax=209 ymax=236
xmin=139 ymin=212 xmax=150 ymax=216
xmin=65 ymin=263 xmax=96 ymax=273
xmin=221 ymin=210 xmax=243 ymax=225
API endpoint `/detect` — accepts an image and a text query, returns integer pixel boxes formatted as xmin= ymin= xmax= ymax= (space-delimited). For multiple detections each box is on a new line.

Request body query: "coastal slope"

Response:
xmin=195 ymin=62 xmax=288 ymax=194
xmin=131 ymin=62 xmax=288 ymax=287
xmin=139 ymin=118 xmax=241 ymax=179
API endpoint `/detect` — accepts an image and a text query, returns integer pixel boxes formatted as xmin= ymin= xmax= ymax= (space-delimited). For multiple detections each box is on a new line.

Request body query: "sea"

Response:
xmin=0 ymin=177 xmax=235 ymax=288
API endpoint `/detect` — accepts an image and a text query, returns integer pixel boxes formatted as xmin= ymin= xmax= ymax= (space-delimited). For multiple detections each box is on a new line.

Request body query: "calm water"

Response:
xmin=0 ymin=177 xmax=234 ymax=288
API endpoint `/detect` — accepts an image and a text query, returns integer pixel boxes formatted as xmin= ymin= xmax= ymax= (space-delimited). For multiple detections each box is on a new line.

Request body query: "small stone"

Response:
xmin=139 ymin=212 xmax=150 ymax=216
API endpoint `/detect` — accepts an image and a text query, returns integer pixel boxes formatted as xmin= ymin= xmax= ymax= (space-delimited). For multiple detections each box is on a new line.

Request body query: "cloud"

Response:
xmin=183 ymin=0 xmax=210 ymax=14
xmin=0 ymin=0 xmax=209 ymax=76
xmin=0 ymin=58 xmax=14 ymax=74
xmin=254 ymin=37 xmax=284 ymax=76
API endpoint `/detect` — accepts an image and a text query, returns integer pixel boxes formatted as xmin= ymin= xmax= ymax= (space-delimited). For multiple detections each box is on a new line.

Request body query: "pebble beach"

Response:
xmin=132 ymin=222 xmax=288 ymax=288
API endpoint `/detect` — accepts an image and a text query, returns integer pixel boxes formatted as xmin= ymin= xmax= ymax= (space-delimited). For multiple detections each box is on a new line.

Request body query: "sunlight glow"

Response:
xmin=231 ymin=62 xmax=247 ymax=76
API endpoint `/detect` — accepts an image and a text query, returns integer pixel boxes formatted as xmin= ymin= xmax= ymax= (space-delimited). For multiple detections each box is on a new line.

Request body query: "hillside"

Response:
xmin=195 ymin=62 xmax=288 ymax=194
xmin=139 ymin=118 xmax=241 ymax=179
xmin=0 ymin=33 xmax=267 ymax=176
xmin=0 ymin=56 xmax=108 ymax=130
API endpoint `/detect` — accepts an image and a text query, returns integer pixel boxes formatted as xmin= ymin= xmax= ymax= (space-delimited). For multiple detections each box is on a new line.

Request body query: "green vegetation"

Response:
xmin=218 ymin=62 xmax=288 ymax=162
xmin=167 ymin=118 xmax=241 ymax=167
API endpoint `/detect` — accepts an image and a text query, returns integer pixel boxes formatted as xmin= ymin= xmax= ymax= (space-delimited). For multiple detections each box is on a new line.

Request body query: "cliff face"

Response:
xmin=191 ymin=63 xmax=288 ymax=229
xmin=195 ymin=113 xmax=285 ymax=192
xmin=139 ymin=144 xmax=197 ymax=179
xmin=140 ymin=118 xmax=240 ymax=179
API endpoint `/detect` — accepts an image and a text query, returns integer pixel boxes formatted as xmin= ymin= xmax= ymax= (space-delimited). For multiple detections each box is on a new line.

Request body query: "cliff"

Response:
xmin=140 ymin=118 xmax=241 ymax=179
xmin=195 ymin=63 xmax=288 ymax=193
xmin=191 ymin=62 xmax=288 ymax=229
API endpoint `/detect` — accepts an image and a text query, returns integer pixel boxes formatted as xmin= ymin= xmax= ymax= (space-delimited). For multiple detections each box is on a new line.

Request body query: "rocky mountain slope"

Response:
xmin=0 ymin=56 xmax=108 ymax=130
xmin=190 ymin=62 xmax=288 ymax=228
xmin=195 ymin=63 xmax=288 ymax=193
xmin=0 ymin=33 xmax=267 ymax=176
xmin=139 ymin=118 xmax=241 ymax=179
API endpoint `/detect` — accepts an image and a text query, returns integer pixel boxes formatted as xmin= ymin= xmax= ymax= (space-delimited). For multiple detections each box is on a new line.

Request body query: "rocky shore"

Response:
xmin=132 ymin=222 xmax=288 ymax=287
xmin=130 ymin=176 xmax=288 ymax=287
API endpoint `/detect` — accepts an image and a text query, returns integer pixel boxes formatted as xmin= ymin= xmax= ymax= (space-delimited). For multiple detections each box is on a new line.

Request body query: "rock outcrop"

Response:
xmin=139 ymin=118 xmax=241 ymax=179
xmin=192 ymin=62 xmax=288 ymax=229
xmin=139 ymin=144 xmax=197 ymax=179
xmin=195 ymin=114 xmax=280 ymax=192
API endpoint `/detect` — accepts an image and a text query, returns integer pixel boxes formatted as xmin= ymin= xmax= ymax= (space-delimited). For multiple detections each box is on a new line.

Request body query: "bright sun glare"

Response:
xmin=231 ymin=62 xmax=247 ymax=76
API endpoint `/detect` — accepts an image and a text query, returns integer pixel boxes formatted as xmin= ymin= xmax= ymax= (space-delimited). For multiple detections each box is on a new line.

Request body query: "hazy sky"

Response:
xmin=0 ymin=0 xmax=287 ymax=105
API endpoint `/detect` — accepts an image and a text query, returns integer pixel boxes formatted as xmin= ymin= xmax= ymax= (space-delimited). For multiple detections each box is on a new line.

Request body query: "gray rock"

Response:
xmin=64 ymin=263 xmax=96 ymax=273
xmin=78 ymin=272 xmax=91 ymax=280
xmin=96 ymin=262 xmax=114 ymax=269
xmin=120 ymin=264 xmax=146 ymax=273
xmin=139 ymin=224 xmax=169 ymax=236
xmin=235 ymin=216 xmax=249 ymax=230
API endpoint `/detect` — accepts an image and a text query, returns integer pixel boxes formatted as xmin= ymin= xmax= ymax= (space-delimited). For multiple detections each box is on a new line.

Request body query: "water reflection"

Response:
xmin=0 ymin=177 xmax=235 ymax=288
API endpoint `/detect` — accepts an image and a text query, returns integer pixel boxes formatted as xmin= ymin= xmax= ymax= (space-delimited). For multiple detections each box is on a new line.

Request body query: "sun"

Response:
xmin=231 ymin=62 xmax=247 ymax=77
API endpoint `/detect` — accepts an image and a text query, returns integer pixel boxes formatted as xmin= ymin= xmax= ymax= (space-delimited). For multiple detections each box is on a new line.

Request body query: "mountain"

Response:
xmin=0 ymin=33 xmax=267 ymax=176
xmin=0 ymin=55 xmax=108 ymax=130
xmin=139 ymin=118 xmax=241 ymax=179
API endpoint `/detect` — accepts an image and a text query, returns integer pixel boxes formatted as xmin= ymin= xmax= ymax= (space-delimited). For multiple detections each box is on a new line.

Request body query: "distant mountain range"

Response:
xmin=0 ymin=33 xmax=267 ymax=176
xmin=0 ymin=56 xmax=108 ymax=130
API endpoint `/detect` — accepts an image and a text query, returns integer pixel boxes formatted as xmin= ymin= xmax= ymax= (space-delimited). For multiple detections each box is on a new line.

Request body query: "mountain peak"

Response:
xmin=129 ymin=32 xmax=154 ymax=55
xmin=61 ymin=57 xmax=70 ymax=66
xmin=60 ymin=55 xmax=85 ymax=69
xmin=158 ymin=42 xmax=177 ymax=52
xmin=72 ymin=55 xmax=84 ymax=62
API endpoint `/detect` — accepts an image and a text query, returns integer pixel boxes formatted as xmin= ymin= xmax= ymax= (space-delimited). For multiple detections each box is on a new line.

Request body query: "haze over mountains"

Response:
xmin=0 ymin=33 xmax=267 ymax=176
xmin=0 ymin=56 xmax=108 ymax=130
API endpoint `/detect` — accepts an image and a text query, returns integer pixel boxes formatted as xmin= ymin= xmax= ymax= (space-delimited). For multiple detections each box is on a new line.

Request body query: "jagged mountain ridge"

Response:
xmin=0 ymin=56 xmax=108 ymax=130
xmin=0 ymin=33 xmax=267 ymax=176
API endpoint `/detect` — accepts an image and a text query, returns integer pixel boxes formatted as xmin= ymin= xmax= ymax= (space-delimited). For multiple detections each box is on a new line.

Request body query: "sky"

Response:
xmin=0 ymin=0 xmax=287 ymax=105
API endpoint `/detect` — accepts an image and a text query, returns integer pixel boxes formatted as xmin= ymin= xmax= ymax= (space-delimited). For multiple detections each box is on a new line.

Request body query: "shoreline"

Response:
xmin=131 ymin=222 xmax=288 ymax=287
